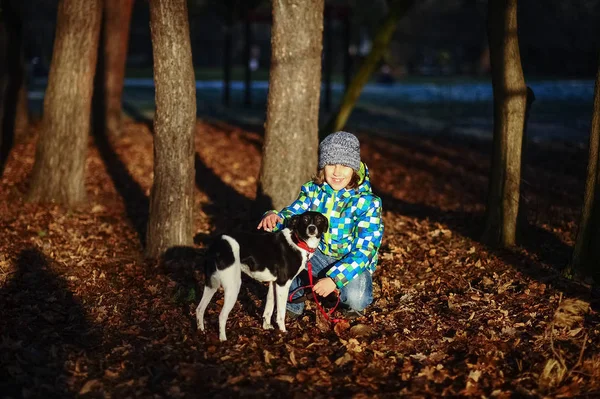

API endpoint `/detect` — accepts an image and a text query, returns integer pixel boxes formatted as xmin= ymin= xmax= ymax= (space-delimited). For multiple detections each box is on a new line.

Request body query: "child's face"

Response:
xmin=324 ymin=164 xmax=354 ymax=191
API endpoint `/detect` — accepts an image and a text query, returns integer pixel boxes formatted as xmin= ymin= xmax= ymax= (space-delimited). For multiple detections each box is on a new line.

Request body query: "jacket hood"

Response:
xmin=356 ymin=162 xmax=372 ymax=194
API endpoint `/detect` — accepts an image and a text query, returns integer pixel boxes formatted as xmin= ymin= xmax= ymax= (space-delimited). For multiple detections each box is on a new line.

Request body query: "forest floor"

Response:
xmin=0 ymin=119 xmax=599 ymax=398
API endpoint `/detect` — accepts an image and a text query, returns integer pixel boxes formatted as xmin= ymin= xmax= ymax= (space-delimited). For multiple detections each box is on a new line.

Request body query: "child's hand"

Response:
xmin=313 ymin=277 xmax=337 ymax=297
xmin=257 ymin=212 xmax=282 ymax=231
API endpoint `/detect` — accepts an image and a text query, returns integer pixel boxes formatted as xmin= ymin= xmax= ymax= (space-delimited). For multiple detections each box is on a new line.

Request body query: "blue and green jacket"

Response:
xmin=271 ymin=163 xmax=384 ymax=288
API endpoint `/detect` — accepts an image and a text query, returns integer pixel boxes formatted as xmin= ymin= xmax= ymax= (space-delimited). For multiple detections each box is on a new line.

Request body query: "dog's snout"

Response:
xmin=308 ymin=225 xmax=317 ymax=235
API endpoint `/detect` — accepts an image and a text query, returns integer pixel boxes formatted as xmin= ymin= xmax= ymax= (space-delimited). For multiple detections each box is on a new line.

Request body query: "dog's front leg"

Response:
xmin=274 ymin=282 xmax=292 ymax=333
xmin=262 ymin=282 xmax=275 ymax=330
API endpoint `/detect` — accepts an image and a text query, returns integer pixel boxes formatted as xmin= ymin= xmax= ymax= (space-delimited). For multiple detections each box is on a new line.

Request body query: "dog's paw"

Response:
xmin=262 ymin=321 xmax=274 ymax=330
xmin=219 ymin=334 xmax=227 ymax=342
xmin=196 ymin=320 xmax=205 ymax=331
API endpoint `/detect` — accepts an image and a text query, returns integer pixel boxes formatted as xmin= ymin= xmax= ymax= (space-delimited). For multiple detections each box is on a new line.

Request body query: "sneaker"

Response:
xmin=339 ymin=308 xmax=365 ymax=320
xmin=286 ymin=309 xmax=303 ymax=320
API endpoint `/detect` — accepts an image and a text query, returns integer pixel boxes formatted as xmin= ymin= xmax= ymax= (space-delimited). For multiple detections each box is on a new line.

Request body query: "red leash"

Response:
xmin=288 ymin=235 xmax=343 ymax=324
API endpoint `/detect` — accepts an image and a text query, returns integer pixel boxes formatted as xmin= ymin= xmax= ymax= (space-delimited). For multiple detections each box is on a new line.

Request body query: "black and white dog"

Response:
xmin=196 ymin=211 xmax=329 ymax=341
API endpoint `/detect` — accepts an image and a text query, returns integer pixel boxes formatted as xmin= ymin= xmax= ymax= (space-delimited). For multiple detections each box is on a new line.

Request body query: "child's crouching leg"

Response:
xmin=286 ymin=274 xmax=305 ymax=318
xmin=339 ymin=271 xmax=373 ymax=312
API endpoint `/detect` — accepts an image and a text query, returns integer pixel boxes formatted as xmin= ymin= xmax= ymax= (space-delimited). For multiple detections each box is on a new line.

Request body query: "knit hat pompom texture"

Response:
xmin=318 ymin=131 xmax=361 ymax=171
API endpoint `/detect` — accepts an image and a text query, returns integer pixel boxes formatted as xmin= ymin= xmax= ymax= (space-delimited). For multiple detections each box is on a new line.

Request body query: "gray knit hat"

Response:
xmin=318 ymin=131 xmax=361 ymax=171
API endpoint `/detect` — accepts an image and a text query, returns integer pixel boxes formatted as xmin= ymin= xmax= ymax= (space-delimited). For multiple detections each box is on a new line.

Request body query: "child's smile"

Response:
xmin=324 ymin=164 xmax=354 ymax=191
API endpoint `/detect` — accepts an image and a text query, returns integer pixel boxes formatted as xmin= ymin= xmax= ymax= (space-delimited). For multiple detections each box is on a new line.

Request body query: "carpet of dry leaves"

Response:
xmin=1 ymin=119 xmax=599 ymax=398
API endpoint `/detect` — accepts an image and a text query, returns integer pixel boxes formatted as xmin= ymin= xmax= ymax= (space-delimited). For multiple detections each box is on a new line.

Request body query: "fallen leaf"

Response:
xmin=334 ymin=319 xmax=351 ymax=335
xmin=335 ymin=352 xmax=353 ymax=366
xmin=79 ymin=379 xmax=102 ymax=395
xmin=289 ymin=350 xmax=298 ymax=367
xmin=350 ymin=324 xmax=373 ymax=338
xmin=276 ymin=375 xmax=295 ymax=383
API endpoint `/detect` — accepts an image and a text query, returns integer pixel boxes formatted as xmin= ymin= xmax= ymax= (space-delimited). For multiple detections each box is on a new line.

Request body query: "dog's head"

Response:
xmin=288 ymin=211 xmax=329 ymax=249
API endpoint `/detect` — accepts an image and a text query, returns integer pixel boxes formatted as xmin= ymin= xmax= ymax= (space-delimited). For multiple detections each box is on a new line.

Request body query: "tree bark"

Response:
xmin=257 ymin=0 xmax=324 ymax=211
xmin=146 ymin=0 xmax=196 ymax=258
xmin=0 ymin=19 xmax=8 ymax=170
xmin=320 ymin=0 xmax=414 ymax=137
xmin=14 ymin=78 xmax=28 ymax=138
xmin=0 ymin=0 xmax=28 ymax=172
xmin=103 ymin=0 xmax=134 ymax=138
xmin=482 ymin=0 xmax=527 ymax=248
xmin=28 ymin=0 xmax=102 ymax=206
xmin=570 ymin=55 xmax=600 ymax=279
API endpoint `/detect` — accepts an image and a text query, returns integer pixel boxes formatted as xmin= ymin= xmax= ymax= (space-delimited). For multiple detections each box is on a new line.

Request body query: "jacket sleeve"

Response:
xmin=326 ymin=196 xmax=384 ymax=288
xmin=265 ymin=182 xmax=314 ymax=231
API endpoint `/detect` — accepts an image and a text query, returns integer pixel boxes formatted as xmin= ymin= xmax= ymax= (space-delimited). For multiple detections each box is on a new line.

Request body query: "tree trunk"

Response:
xmin=14 ymin=77 xmax=28 ymax=138
xmin=570 ymin=55 xmax=600 ymax=279
xmin=516 ymin=86 xmax=535 ymax=232
xmin=320 ymin=0 xmax=414 ymax=137
xmin=257 ymin=0 xmax=324 ymax=211
xmin=0 ymin=19 xmax=8 ymax=171
xmin=481 ymin=0 xmax=527 ymax=248
xmin=145 ymin=0 xmax=196 ymax=258
xmin=103 ymin=0 xmax=134 ymax=138
xmin=28 ymin=0 xmax=102 ymax=206
xmin=0 ymin=0 xmax=28 ymax=172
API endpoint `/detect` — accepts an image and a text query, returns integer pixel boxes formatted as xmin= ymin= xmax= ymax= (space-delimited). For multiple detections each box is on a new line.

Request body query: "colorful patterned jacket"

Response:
xmin=271 ymin=163 xmax=384 ymax=288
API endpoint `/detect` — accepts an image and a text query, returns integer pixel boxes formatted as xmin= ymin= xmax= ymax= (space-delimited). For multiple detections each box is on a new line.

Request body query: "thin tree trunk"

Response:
xmin=14 ymin=76 xmax=28 ymax=138
xmin=146 ymin=0 xmax=196 ymax=258
xmin=103 ymin=0 xmax=134 ymax=138
xmin=28 ymin=0 xmax=102 ymax=206
xmin=482 ymin=0 xmax=527 ymax=248
xmin=570 ymin=55 xmax=600 ymax=278
xmin=0 ymin=19 xmax=8 ymax=170
xmin=257 ymin=0 xmax=324 ymax=211
xmin=320 ymin=0 xmax=414 ymax=137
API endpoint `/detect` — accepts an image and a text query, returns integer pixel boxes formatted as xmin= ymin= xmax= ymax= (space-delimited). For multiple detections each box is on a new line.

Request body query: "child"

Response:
xmin=257 ymin=131 xmax=384 ymax=318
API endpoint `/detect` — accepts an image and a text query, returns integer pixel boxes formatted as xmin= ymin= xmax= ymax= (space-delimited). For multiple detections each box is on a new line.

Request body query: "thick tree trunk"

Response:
xmin=257 ymin=0 xmax=324 ymax=211
xmin=145 ymin=0 xmax=196 ymax=258
xmin=482 ymin=0 xmax=527 ymax=248
xmin=570 ymin=56 xmax=600 ymax=279
xmin=516 ymin=86 xmax=535 ymax=231
xmin=321 ymin=0 xmax=414 ymax=137
xmin=28 ymin=0 xmax=102 ymax=206
xmin=103 ymin=0 xmax=134 ymax=138
xmin=0 ymin=0 xmax=28 ymax=172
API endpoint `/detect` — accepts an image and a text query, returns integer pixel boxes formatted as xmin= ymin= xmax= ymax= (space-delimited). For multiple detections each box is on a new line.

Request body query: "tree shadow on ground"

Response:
xmin=376 ymin=187 xmax=584 ymax=297
xmin=122 ymin=101 xmax=153 ymax=132
xmin=93 ymin=43 xmax=149 ymax=248
xmin=0 ymin=248 xmax=101 ymax=397
xmin=193 ymin=152 xmax=260 ymax=238
xmin=374 ymin=172 xmax=574 ymax=278
xmin=92 ymin=128 xmax=149 ymax=248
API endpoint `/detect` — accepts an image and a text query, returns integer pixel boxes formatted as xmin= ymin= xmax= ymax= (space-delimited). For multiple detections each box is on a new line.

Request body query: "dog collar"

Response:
xmin=292 ymin=233 xmax=316 ymax=253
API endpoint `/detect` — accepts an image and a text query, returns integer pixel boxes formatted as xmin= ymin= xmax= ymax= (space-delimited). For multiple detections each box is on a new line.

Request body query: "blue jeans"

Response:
xmin=287 ymin=249 xmax=373 ymax=315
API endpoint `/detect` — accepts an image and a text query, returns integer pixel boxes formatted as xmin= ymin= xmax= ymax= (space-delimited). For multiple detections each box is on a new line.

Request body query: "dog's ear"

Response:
xmin=319 ymin=214 xmax=329 ymax=232
xmin=288 ymin=214 xmax=300 ymax=229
